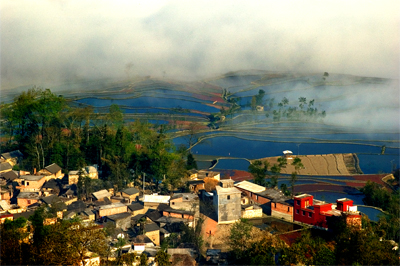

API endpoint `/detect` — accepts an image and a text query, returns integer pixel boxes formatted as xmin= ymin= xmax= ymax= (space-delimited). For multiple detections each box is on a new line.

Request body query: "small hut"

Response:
xmin=283 ymin=150 xmax=293 ymax=159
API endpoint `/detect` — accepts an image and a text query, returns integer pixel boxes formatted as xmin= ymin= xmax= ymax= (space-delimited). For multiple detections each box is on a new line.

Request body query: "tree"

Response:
xmin=290 ymin=157 xmax=303 ymax=197
xmin=139 ymin=252 xmax=148 ymax=266
xmin=251 ymin=96 xmax=257 ymax=111
xmin=186 ymin=153 xmax=197 ymax=170
xmin=155 ymin=249 xmax=171 ymax=266
xmin=248 ymin=160 xmax=269 ymax=186
xmin=229 ymin=218 xmax=253 ymax=260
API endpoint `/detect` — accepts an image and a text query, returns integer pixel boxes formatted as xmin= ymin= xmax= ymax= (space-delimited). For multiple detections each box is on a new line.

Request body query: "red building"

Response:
xmin=293 ymin=194 xmax=361 ymax=229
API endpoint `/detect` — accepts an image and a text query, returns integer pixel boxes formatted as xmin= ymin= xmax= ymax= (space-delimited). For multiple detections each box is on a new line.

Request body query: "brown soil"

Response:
xmin=254 ymin=153 xmax=362 ymax=176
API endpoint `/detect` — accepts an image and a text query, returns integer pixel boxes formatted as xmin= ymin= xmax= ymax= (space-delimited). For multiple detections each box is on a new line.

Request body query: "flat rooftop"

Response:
xmin=234 ymin=180 xmax=266 ymax=193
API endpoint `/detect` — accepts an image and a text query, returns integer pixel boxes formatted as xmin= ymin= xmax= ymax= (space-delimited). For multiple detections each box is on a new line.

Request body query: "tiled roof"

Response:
xmin=1 ymin=150 xmax=23 ymax=160
xmin=127 ymin=202 xmax=144 ymax=212
xmin=122 ymin=187 xmax=139 ymax=196
xmin=144 ymin=222 xmax=159 ymax=232
xmin=0 ymin=162 xmax=12 ymax=172
xmin=17 ymin=192 xmax=40 ymax=200
xmin=92 ymin=189 xmax=112 ymax=200
xmin=45 ymin=163 xmax=62 ymax=174
xmin=0 ymin=170 xmax=18 ymax=181
xmin=106 ymin=212 xmax=132 ymax=221
xmin=21 ymin=175 xmax=45 ymax=181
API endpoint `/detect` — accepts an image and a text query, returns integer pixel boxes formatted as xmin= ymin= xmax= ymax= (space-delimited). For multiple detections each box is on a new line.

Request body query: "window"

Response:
xmin=287 ymin=207 xmax=290 ymax=212
xmin=302 ymin=211 xmax=305 ymax=216
xmin=27 ymin=200 xmax=31 ymax=204
xmin=296 ymin=200 xmax=300 ymax=205
xmin=274 ymin=203 xmax=276 ymax=208
xmin=182 ymin=214 xmax=184 ymax=218
xmin=227 ymin=195 xmax=230 ymax=200
xmin=256 ymin=195 xmax=258 ymax=200
xmin=172 ymin=202 xmax=175 ymax=205
xmin=26 ymin=182 xmax=29 ymax=186
xmin=296 ymin=209 xmax=299 ymax=214
xmin=308 ymin=213 xmax=312 ymax=218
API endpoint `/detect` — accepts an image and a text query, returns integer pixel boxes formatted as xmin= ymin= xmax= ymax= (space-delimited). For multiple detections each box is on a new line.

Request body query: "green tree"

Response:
xmin=248 ymin=160 xmax=269 ymax=186
xmin=290 ymin=157 xmax=303 ymax=197
xmin=139 ymin=252 xmax=148 ymax=266
xmin=155 ymin=249 xmax=171 ymax=266
xmin=186 ymin=153 xmax=197 ymax=170
xmin=229 ymin=218 xmax=253 ymax=260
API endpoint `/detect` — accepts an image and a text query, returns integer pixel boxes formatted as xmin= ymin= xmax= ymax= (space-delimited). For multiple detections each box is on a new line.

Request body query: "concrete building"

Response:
xmin=17 ymin=175 xmax=46 ymax=192
xmin=38 ymin=163 xmax=64 ymax=180
xmin=119 ymin=187 xmax=140 ymax=203
xmin=293 ymin=194 xmax=361 ymax=229
xmin=143 ymin=194 xmax=170 ymax=210
xmin=105 ymin=212 xmax=132 ymax=231
xmin=98 ymin=202 xmax=128 ymax=218
xmin=169 ymin=193 xmax=199 ymax=216
xmin=234 ymin=180 xmax=293 ymax=221
xmin=213 ymin=179 xmax=241 ymax=224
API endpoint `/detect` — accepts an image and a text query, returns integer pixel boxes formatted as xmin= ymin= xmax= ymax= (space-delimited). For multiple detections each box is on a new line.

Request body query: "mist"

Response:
xmin=1 ymin=0 xmax=399 ymax=90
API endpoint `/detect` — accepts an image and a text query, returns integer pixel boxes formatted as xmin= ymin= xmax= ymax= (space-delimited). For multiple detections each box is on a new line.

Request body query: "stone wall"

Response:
xmin=241 ymin=207 xmax=263 ymax=219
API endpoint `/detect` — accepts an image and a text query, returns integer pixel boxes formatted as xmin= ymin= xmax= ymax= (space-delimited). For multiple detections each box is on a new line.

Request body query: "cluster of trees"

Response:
xmin=228 ymin=218 xmax=399 ymax=265
xmin=248 ymin=157 xmax=303 ymax=197
xmin=0 ymin=208 xmax=109 ymax=265
xmin=0 ymin=87 xmax=193 ymax=192
xmin=360 ymin=180 xmax=400 ymax=243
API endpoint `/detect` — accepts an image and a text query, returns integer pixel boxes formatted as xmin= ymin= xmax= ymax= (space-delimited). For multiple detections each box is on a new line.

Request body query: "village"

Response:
xmin=0 ymin=149 xmax=374 ymax=266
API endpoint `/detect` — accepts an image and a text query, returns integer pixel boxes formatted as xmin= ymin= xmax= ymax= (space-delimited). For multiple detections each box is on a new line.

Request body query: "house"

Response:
xmin=105 ymin=212 xmax=132 ymax=231
xmin=0 ymin=187 xmax=13 ymax=203
xmin=40 ymin=195 xmax=67 ymax=212
xmin=0 ymin=150 xmax=23 ymax=166
xmin=17 ymin=192 xmax=40 ymax=208
xmin=98 ymin=202 xmax=127 ymax=218
xmin=17 ymin=175 xmax=46 ymax=192
xmin=187 ymin=179 xmax=205 ymax=192
xmin=144 ymin=222 xmax=160 ymax=246
xmin=162 ymin=207 xmax=195 ymax=221
xmin=67 ymin=166 xmax=98 ymax=185
xmin=41 ymin=179 xmax=61 ymax=196
xmin=190 ymin=170 xmax=220 ymax=180
xmin=84 ymin=166 xmax=98 ymax=179
xmin=283 ymin=150 xmax=294 ymax=160
xmin=142 ymin=194 xmax=170 ymax=210
xmin=271 ymin=198 xmax=294 ymax=221
xmin=293 ymin=194 xmax=361 ymax=229
xmin=169 ymin=193 xmax=199 ymax=215
xmin=119 ymin=187 xmax=140 ymax=203
xmin=67 ymin=171 xmax=80 ymax=185
xmin=133 ymin=235 xmax=155 ymax=250
xmin=127 ymin=202 xmax=145 ymax=216
xmin=0 ymin=200 xmax=11 ymax=213
xmin=235 ymin=180 xmax=293 ymax=219
xmin=38 ymin=163 xmax=64 ymax=180
xmin=213 ymin=179 xmax=241 ymax=224
xmin=92 ymin=189 xmax=112 ymax=201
